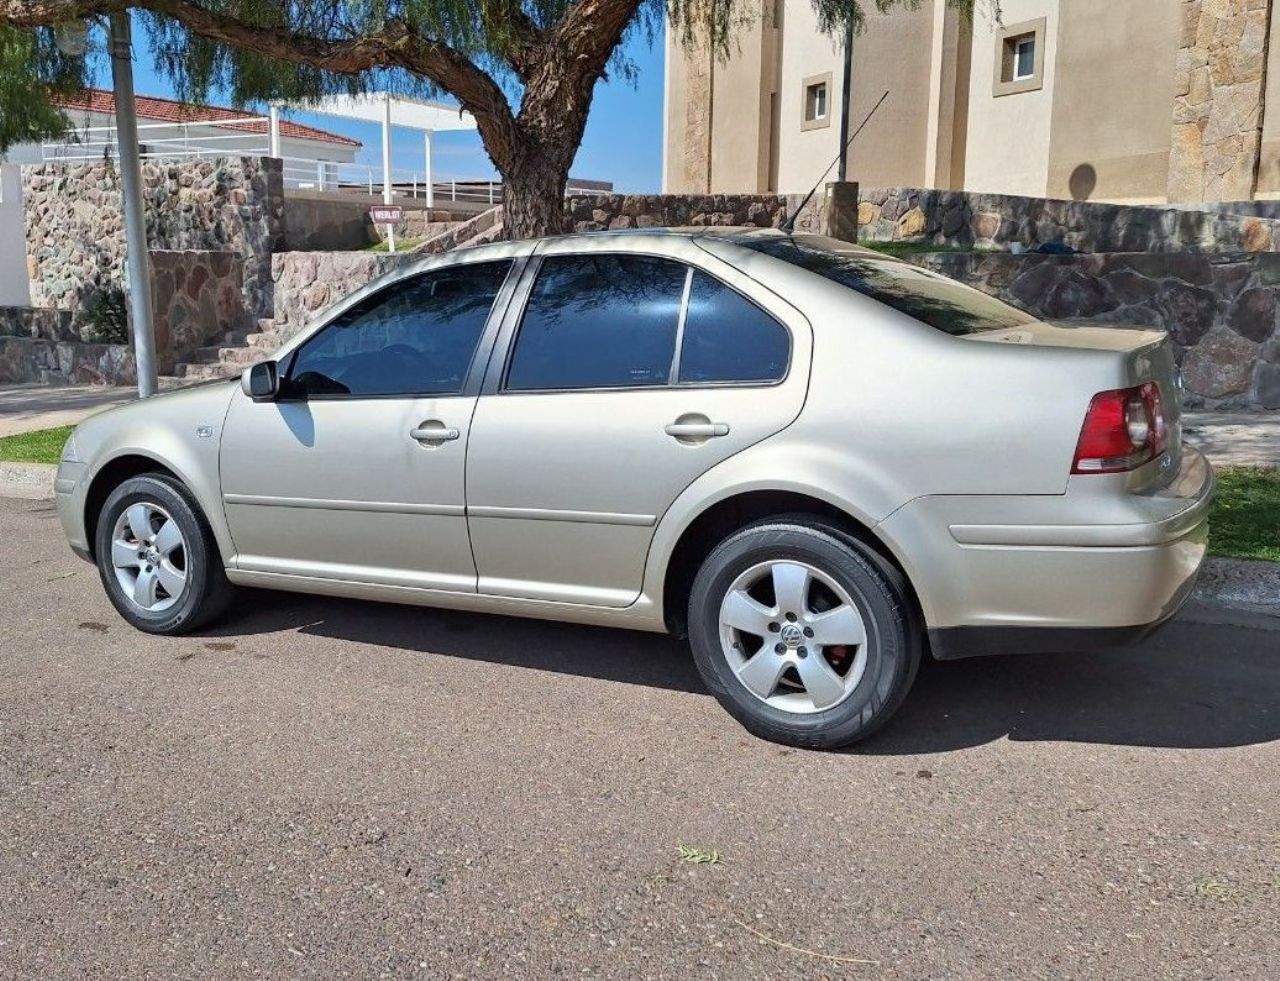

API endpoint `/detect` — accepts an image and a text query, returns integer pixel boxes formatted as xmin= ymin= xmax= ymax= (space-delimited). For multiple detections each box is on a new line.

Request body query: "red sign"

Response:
xmin=370 ymin=205 xmax=403 ymax=225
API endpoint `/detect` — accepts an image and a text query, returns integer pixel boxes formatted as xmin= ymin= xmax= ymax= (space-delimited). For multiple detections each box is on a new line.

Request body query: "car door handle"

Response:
xmin=664 ymin=422 xmax=730 ymax=439
xmin=410 ymin=422 xmax=460 ymax=444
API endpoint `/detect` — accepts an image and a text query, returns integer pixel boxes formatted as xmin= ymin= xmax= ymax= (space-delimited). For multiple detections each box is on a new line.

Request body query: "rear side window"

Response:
xmin=741 ymin=235 xmax=1034 ymax=336
xmin=506 ymin=254 xmax=687 ymax=391
xmin=679 ymin=271 xmax=789 ymax=384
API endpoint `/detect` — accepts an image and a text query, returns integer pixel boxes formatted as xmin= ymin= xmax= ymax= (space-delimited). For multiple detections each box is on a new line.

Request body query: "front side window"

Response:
xmin=284 ymin=261 xmax=511 ymax=398
xmin=742 ymin=235 xmax=1035 ymax=337
xmin=505 ymin=253 xmax=687 ymax=391
xmin=679 ymin=272 xmax=790 ymax=384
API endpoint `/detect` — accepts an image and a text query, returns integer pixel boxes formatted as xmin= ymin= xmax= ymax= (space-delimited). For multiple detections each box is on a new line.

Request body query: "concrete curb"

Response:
xmin=0 ymin=461 xmax=56 ymax=499
xmin=1 ymin=462 xmax=1275 ymax=619
xmin=1192 ymin=556 xmax=1280 ymax=619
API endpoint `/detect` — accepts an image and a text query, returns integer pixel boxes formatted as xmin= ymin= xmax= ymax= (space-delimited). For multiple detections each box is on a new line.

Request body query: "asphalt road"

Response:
xmin=2 ymin=494 xmax=1278 ymax=979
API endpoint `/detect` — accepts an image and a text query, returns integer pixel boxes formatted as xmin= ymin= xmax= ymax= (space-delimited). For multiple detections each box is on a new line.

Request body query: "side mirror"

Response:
xmin=241 ymin=360 xmax=279 ymax=402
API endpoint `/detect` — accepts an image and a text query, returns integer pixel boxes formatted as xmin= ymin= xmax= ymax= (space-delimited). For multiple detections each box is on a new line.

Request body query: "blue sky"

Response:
xmin=117 ymin=21 xmax=666 ymax=193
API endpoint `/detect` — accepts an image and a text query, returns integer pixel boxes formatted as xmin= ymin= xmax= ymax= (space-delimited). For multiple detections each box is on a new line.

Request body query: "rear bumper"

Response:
xmin=879 ymin=446 xmax=1213 ymax=658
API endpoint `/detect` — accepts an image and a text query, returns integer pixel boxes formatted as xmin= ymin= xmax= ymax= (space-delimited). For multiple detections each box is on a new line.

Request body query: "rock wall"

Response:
xmin=150 ymin=250 xmax=249 ymax=373
xmin=0 ymin=307 xmax=134 ymax=385
xmin=1169 ymin=0 xmax=1271 ymax=202
xmin=912 ymin=251 xmax=1280 ymax=409
xmin=23 ymin=156 xmax=284 ymax=320
xmin=565 ymin=193 xmax=788 ymax=232
xmin=271 ymin=251 xmax=415 ymax=341
xmin=857 ymin=187 xmax=1280 ymax=253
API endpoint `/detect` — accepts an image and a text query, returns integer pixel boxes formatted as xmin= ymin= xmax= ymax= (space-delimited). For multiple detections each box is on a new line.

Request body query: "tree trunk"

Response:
xmin=501 ymin=151 xmax=573 ymax=239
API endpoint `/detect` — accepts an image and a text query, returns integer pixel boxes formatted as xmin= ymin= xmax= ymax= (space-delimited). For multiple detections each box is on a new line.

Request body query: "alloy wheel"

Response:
xmin=718 ymin=559 xmax=869 ymax=714
xmin=109 ymin=502 xmax=189 ymax=613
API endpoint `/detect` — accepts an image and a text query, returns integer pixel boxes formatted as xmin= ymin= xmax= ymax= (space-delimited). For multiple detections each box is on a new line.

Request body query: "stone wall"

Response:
xmin=150 ymin=250 xmax=249 ymax=373
xmin=565 ymin=193 xmax=788 ymax=232
xmin=271 ymin=251 xmax=415 ymax=341
xmin=0 ymin=308 xmax=134 ymax=385
xmin=23 ymin=156 xmax=284 ymax=320
xmin=284 ymin=193 xmax=458 ymax=251
xmin=1169 ymin=0 xmax=1271 ymax=202
xmin=857 ymin=187 xmax=1280 ymax=253
xmin=911 ymin=251 xmax=1280 ymax=409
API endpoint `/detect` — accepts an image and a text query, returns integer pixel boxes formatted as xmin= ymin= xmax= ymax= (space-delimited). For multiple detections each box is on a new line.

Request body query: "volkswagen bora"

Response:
xmin=54 ymin=229 xmax=1213 ymax=748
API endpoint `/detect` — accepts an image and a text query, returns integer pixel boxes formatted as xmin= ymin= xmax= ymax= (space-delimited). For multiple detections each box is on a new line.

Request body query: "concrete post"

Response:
xmin=424 ymin=130 xmax=434 ymax=209
xmin=823 ymin=181 xmax=860 ymax=244
xmin=382 ymin=94 xmax=395 ymax=253
xmin=268 ymin=105 xmax=281 ymax=158
xmin=109 ymin=12 xmax=158 ymax=398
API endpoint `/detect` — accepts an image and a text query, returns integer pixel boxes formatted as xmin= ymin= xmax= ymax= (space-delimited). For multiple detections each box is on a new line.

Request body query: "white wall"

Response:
xmin=0 ymin=165 xmax=31 ymax=306
xmin=962 ymin=0 xmax=1060 ymax=196
xmin=774 ymin=3 xmax=844 ymax=193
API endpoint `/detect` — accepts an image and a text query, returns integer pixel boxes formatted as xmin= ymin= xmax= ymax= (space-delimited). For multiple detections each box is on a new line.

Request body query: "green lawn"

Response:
xmin=1 ymin=425 xmax=1276 ymax=563
xmin=861 ymin=241 xmax=991 ymax=257
xmin=1209 ymin=466 xmax=1280 ymax=563
xmin=0 ymin=425 xmax=74 ymax=465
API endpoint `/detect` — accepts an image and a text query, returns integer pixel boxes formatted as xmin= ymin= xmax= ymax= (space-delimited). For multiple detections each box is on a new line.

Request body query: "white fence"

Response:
xmin=41 ymin=117 xmax=605 ymax=207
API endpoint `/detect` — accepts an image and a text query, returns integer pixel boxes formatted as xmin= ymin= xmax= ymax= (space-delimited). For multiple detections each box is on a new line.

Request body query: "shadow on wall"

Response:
xmin=1068 ymin=163 xmax=1097 ymax=202
xmin=198 ymin=589 xmax=1280 ymax=754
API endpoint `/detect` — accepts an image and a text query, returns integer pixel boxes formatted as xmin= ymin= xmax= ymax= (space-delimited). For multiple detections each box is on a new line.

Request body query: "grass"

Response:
xmin=1209 ymin=466 xmax=1280 ymax=563
xmin=0 ymin=425 xmax=74 ymax=465
xmin=861 ymin=240 xmax=992 ymax=257
xmin=365 ymin=236 xmax=424 ymax=253
xmin=1 ymin=425 xmax=1275 ymax=563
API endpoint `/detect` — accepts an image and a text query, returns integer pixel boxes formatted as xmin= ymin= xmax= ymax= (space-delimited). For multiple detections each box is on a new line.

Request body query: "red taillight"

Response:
xmin=1071 ymin=382 xmax=1167 ymax=474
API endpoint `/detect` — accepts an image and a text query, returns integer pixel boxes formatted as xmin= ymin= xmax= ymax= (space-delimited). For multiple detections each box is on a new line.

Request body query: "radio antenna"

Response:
xmin=780 ymin=89 xmax=890 ymax=234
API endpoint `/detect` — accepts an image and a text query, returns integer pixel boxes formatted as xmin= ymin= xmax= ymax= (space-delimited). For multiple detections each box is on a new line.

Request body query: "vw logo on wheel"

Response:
xmin=779 ymin=623 xmax=804 ymax=648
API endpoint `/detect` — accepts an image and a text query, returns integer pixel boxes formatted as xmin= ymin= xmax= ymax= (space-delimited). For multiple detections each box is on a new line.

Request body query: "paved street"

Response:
xmin=1 ymin=495 xmax=1277 ymax=978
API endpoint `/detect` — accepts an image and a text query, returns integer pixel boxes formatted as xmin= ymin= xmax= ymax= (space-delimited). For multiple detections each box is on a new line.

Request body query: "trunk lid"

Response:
xmin=966 ymin=320 xmax=1184 ymax=486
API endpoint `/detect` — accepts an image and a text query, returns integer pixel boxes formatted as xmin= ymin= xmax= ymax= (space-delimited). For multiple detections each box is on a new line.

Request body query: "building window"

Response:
xmin=993 ymin=18 xmax=1046 ymax=96
xmin=800 ymin=73 xmax=833 ymax=132
xmin=1012 ymin=36 xmax=1036 ymax=81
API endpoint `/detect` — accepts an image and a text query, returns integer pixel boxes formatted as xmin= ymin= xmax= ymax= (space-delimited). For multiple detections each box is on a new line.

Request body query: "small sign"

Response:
xmin=370 ymin=205 xmax=403 ymax=225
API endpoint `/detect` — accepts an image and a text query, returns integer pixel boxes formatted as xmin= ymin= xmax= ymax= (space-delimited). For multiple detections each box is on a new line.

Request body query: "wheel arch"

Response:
xmin=81 ymin=451 xmax=231 ymax=563
xmin=656 ymin=488 xmax=923 ymax=639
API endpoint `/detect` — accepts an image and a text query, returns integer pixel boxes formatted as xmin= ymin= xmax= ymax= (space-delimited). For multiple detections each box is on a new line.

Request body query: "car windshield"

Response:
xmin=739 ymin=234 xmax=1036 ymax=336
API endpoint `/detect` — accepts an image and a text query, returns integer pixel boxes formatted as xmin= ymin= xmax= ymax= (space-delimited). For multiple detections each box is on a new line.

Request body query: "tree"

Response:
xmin=0 ymin=1 xmax=975 ymax=239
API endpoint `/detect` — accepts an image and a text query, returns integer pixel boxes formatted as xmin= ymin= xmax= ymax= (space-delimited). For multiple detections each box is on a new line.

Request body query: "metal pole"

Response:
xmin=109 ymin=12 xmax=158 ymax=398
xmin=382 ymin=94 xmax=395 ymax=253
xmin=268 ymin=104 xmax=281 ymax=157
xmin=837 ymin=19 xmax=855 ymax=183
xmin=424 ymin=130 xmax=434 ymax=209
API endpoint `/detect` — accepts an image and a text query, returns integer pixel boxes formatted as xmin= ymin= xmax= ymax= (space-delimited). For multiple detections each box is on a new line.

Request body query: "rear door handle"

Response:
xmin=410 ymin=422 xmax=460 ymax=444
xmin=664 ymin=422 xmax=730 ymax=439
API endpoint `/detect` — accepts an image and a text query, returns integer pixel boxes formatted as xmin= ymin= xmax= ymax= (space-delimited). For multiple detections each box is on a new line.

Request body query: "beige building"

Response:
xmin=664 ymin=0 xmax=1280 ymax=204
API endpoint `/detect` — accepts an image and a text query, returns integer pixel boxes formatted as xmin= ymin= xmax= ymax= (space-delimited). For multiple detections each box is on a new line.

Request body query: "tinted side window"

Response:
xmin=505 ymin=254 xmax=687 ymax=391
xmin=678 ymin=272 xmax=790 ymax=384
xmin=285 ymin=261 xmax=510 ymax=398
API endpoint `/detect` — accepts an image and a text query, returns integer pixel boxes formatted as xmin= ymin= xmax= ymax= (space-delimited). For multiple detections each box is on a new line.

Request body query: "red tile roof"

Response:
xmin=50 ymin=88 xmax=362 ymax=148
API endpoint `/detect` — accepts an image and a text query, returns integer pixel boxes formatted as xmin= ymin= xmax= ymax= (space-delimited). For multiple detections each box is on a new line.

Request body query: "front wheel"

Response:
xmin=94 ymin=474 xmax=234 ymax=635
xmin=687 ymin=518 xmax=920 ymax=749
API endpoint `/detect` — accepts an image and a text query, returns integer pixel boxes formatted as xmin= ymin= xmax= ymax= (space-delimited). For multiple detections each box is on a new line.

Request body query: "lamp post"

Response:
xmin=837 ymin=19 xmax=854 ymax=183
xmin=107 ymin=13 xmax=159 ymax=397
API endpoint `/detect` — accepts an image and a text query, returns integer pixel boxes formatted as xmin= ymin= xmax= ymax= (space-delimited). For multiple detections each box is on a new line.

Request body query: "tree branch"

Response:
xmin=0 ymin=0 xmax=523 ymax=168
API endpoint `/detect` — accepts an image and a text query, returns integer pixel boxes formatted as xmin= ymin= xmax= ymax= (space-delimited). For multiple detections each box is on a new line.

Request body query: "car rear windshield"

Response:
xmin=739 ymin=235 xmax=1036 ymax=336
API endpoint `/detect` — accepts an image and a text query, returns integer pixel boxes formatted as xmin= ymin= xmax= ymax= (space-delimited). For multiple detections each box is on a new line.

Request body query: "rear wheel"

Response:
xmin=687 ymin=518 xmax=920 ymax=749
xmin=94 ymin=474 xmax=234 ymax=635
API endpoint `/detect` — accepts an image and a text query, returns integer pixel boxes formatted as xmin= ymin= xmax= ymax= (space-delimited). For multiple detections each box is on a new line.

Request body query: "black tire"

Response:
xmin=93 ymin=473 xmax=234 ymax=635
xmin=687 ymin=516 xmax=921 ymax=749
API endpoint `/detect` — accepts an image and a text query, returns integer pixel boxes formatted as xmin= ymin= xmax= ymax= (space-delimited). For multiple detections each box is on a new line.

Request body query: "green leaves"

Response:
xmin=0 ymin=24 xmax=86 ymax=152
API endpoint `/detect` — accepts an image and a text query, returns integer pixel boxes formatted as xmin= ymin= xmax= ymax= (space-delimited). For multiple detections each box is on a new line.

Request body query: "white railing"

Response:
xmin=41 ymin=115 xmax=609 ymax=205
